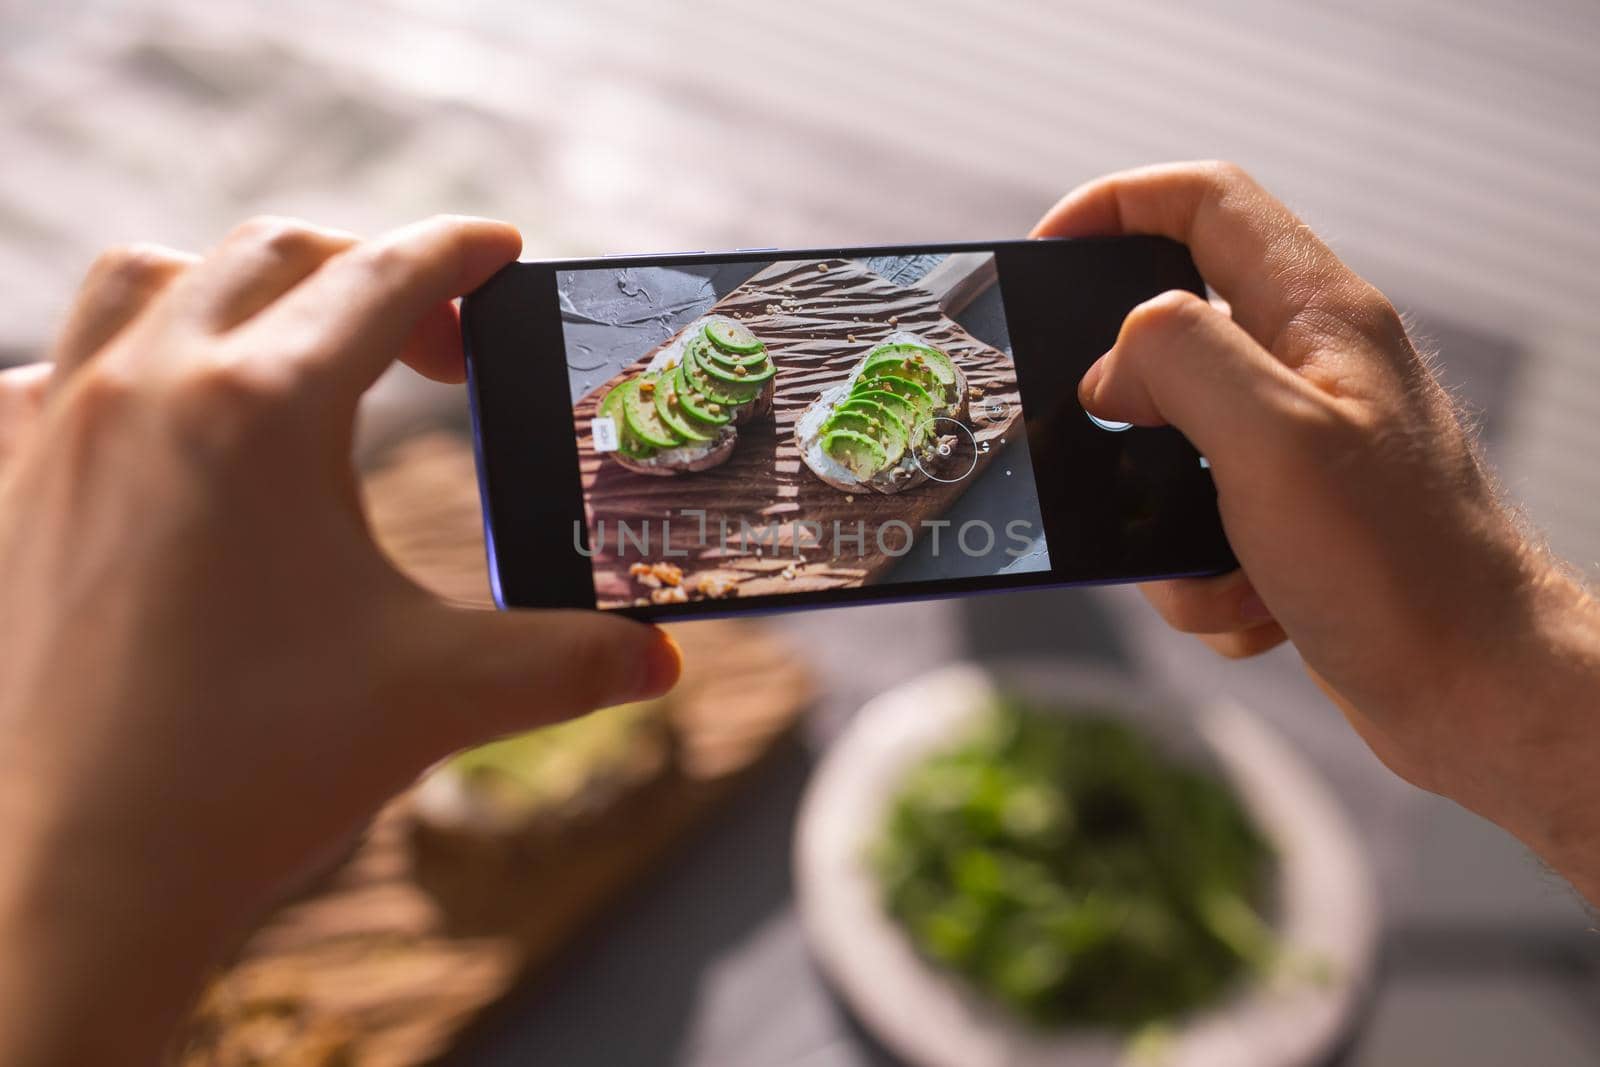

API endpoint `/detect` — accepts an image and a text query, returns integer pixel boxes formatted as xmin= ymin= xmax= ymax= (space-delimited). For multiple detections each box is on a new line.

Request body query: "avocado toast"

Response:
xmin=795 ymin=331 xmax=968 ymax=494
xmin=596 ymin=315 xmax=776 ymax=476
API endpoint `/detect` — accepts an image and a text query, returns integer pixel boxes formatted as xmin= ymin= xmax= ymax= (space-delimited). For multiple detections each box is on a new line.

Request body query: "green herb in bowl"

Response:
xmin=870 ymin=698 xmax=1275 ymax=1030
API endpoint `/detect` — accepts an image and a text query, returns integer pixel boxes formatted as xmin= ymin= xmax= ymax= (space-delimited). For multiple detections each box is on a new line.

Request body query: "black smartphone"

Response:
xmin=461 ymin=237 xmax=1234 ymax=619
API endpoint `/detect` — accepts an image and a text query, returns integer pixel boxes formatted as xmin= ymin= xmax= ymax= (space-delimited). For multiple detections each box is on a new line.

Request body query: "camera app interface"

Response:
xmin=556 ymin=252 xmax=1052 ymax=608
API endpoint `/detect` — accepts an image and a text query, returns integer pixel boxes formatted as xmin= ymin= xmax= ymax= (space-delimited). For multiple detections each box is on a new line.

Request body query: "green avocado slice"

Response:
xmin=652 ymin=370 xmax=715 ymax=443
xmin=599 ymin=382 xmax=655 ymax=458
xmin=829 ymin=398 xmax=907 ymax=466
xmin=701 ymin=340 xmax=771 ymax=371
xmin=705 ymin=319 xmax=765 ymax=356
xmin=822 ymin=428 xmax=888 ymax=479
xmin=686 ymin=339 xmax=765 ymax=404
xmin=621 ymin=376 xmax=685 ymax=450
xmin=853 ymin=374 xmax=934 ymax=442
xmin=673 ymin=359 xmax=731 ymax=426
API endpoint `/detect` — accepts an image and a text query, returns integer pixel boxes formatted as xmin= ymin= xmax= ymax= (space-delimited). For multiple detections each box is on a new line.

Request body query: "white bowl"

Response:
xmin=794 ymin=663 xmax=1378 ymax=1067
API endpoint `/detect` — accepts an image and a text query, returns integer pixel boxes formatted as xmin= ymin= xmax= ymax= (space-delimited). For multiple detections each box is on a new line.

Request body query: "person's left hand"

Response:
xmin=0 ymin=217 xmax=681 ymax=1066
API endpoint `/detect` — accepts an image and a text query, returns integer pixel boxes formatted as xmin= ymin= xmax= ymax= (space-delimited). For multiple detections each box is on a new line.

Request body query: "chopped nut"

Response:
xmin=650 ymin=561 xmax=684 ymax=587
xmin=888 ymin=315 xmax=898 ymax=324
xmin=816 ymin=263 xmax=830 ymax=272
xmin=638 ymin=379 xmax=655 ymax=395
xmin=845 ymin=494 xmax=855 ymax=503
xmin=734 ymin=364 xmax=748 ymax=376
xmin=847 ymin=333 xmax=856 ymax=342
xmin=650 ymin=586 xmax=689 ymax=605
xmin=968 ymin=385 xmax=984 ymax=399
xmin=780 ymin=564 xmax=797 ymax=581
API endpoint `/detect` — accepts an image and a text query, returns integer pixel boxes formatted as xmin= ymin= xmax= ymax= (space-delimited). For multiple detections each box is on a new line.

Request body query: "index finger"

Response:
xmin=1030 ymin=161 xmax=1368 ymax=356
xmin=243 ymin=215 xmax=520 ymax=399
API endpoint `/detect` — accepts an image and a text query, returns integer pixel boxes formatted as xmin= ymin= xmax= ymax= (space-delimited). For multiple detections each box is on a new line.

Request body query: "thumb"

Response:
xmin=399 ymin=605 xmax=682 ymax=751
xmin=1081 ymin=290 xmax=1316 ymax=478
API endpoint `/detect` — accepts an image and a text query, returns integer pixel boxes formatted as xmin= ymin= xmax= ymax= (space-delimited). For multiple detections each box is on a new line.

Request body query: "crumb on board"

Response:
xmin=845 ymin=494 xmax=855 ymax=503
xmin=968 ymin=385 xmax=984 ymax=399
xmin=780 ymin=564 xmax=797 ymax=581
xmin=888 ymin=315 xmax=898 ymax=325
xmin=625 ymin=565 xmax=737 ymax=604
xmin=816 ymin=263 xmax=829 ymax=272
xmin=847 ymin=333 xmax=856 ymax=342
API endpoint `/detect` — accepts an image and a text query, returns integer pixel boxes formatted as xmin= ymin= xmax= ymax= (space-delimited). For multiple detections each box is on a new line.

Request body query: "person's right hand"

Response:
xmin=1035 ymin=162 xmax=1600 ymax=903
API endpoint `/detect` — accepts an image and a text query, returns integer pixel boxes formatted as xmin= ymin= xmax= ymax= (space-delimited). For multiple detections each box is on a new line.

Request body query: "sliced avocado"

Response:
xmin=832 ymin=397 xmax=907 ymax=465
xmin=822 ymin=428 xmax=888 ymax=480
xmin=599 ymin=382 xmax=655 ymax=458
xmin=673 ymin=359 xmax=731 ymax=426
xmin=685 ymin=339 xmax=765 ymax=404
xmin=621 ymin=376 xmax=685 ymax=450
xmin=862 ymin=342 xmax=957 ymax=391
xmin=854 ymin=374 xmax=935 ymax=442
xmin=858 ymin=348 xmax=944 ymax=401
xmin=705 ymin=318 xmax=765 ymax=356
xmin=701 ymin=340 xmax=770 ymax=371
xmin=848 ymin=388 xmax=917 ymax=436
xmin=652 ymin=370 xmax=715 ymax=443
xmin=693 ymin=340 xmax=776 ymax=387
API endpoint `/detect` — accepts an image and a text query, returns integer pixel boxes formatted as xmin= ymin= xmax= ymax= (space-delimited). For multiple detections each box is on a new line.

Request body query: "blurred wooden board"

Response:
xmin=570 ymin=256 xmax=1023 ymax=608
xmin=178 ymin=433 xmax=813 ymax=1067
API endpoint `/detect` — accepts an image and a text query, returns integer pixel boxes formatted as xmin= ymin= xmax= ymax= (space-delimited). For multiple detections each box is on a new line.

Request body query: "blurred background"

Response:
xmin=5 ymin=1 xmax=1600 ymax=1064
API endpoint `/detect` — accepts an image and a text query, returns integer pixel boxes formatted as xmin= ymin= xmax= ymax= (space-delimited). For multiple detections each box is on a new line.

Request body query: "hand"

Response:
xmin=1034 ymin=162 xmax=1600 ymax=903
xmin=0 ymin=217 xmax=681 ymax=1065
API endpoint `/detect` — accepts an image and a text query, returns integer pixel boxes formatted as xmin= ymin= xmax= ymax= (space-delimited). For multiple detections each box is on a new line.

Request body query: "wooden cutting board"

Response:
xmin=574 ymin=255 xmax=1024 ymax=608
xmin=176 ymin=433 xmax=814 ymax=1067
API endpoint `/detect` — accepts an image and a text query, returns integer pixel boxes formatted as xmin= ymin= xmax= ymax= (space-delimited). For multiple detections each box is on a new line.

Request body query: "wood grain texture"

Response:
xmin=574 ymin=257 xmax=1023 ymax=608
xmin=177 ymin=434 xmax=813 ymax=1067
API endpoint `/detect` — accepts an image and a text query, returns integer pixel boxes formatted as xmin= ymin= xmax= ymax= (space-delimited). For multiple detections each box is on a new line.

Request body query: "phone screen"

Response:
xmin=464 ymin=238 xmax=1234 ymax=617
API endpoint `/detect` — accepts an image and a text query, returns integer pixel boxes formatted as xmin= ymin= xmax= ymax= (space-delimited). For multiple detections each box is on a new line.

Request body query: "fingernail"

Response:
xmin=636 ymin=628 xmax=682 ymax=698
xmin=1079 ymin=352 xmax=1109 ymax=401
xmin=1239 ymin=591 xmax=1274 ymax=622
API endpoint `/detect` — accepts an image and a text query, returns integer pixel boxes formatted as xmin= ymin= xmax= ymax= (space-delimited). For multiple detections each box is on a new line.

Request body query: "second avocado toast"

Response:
xmin=795 ymin=331 xmax=968 ymax=494
xmin=595 ymin=315 xmax=776 ymax=476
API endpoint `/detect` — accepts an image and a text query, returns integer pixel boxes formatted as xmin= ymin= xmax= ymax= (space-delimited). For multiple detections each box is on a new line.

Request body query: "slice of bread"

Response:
xmin=613 ymin=427 xmax=737 ymax=476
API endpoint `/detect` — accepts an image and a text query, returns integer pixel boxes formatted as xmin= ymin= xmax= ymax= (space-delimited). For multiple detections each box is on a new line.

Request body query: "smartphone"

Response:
xmin=461 ymin=237 xmax=1234 ymax=619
